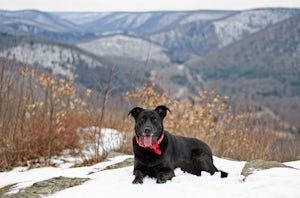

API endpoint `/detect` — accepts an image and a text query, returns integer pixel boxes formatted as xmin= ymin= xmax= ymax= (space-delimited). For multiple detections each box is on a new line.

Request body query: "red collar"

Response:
xmin=135 ymin=131 xmax=164 ymax=155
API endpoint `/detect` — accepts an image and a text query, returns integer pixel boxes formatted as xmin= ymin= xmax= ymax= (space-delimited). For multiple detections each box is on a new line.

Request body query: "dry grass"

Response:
xmin=0 ymin=61 xmax=299 ymax=171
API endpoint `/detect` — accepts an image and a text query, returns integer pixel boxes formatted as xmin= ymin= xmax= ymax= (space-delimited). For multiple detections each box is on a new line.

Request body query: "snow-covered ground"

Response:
xmin=1 ymin=128 xmax=300 ymax=198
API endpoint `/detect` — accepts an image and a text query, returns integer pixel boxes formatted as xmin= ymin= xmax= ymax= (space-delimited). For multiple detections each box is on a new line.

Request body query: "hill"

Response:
xmin=56 ymin=10 xmax=234 ymax=35
xmin=149 ymin=8 xmax=300 ymax=62
xmin=0 ymin=9 xmax=95 ymax=41
xmin=188 ymin=14 xmax=300 ymax=128
xmin=76 ymin=33 xmax=171 ymax=67
xmin=0 ymin=35 xmax=144 ymax=93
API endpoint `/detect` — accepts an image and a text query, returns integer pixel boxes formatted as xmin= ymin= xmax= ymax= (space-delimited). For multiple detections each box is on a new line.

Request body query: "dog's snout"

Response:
xmin=144 ymin=126 xmax=152 ymax=134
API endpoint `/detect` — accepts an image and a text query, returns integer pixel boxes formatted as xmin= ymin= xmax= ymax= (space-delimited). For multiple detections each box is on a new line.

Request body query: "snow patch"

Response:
xmin=1 ymin=129 xmax=300 ymax=198
xmin=77 ymin=127 xmax=124 ymax=160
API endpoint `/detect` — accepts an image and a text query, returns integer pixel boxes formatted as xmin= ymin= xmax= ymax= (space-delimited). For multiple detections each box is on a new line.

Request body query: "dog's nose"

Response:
xmin=144 ymin=127 xmax=151 ymax=134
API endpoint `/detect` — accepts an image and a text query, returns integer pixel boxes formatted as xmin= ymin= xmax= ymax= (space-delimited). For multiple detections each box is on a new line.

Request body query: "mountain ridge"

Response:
xmin=187 ymin=14 xmax=300 ymax=128
xmin=0 ymin=8 xmax=300 ymax=131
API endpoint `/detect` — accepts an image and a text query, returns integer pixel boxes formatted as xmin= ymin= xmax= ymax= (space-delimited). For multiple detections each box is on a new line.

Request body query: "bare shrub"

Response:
xmin=124 ymin=83 xmax=300 ymax=162
xmin=77 ymin=66 xmax=116 ymax=163
xmin=1 ymin=61 xmax=299 ymax=171
xmin=0 ymin=61 xmax=85 ymax=171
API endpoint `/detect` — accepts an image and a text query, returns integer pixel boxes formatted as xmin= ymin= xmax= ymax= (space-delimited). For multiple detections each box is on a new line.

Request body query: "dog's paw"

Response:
xmin=132 ymin=177 xmax=143 ymax=184
xmin=156 ymin=177 xmax=167 ymax=184
xmin=156 ymin=170 xmax=175 ymax=184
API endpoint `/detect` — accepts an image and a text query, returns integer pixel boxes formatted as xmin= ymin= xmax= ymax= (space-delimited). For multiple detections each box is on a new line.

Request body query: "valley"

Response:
xmin=0 ymin=8 xmax=299 ymax=132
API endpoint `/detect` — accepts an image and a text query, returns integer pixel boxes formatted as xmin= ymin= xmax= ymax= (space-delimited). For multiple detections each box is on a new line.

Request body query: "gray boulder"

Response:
xmin=241 ymin=159 xmax=293 ymax=177
xmin=2 ymin=176 xmax=89 ymax=198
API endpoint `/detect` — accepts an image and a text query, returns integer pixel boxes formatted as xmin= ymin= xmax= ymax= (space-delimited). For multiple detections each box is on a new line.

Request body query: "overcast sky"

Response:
xmin=1 ymin=0 xmax=300 ymax=12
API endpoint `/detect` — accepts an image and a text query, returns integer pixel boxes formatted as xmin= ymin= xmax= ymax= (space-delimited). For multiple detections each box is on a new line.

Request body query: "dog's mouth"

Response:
xmin=142 ymin=134 xmax=152 ymax=147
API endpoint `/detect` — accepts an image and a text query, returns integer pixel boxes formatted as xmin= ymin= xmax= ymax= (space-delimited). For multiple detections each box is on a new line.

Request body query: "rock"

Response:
xmin=241 ymin=159 xmax=293 ymax=177
xmin=104 ymin=158 xmax=134 ymax=170
xmin=0 ymin=184 xmax=17 ymax=197
xmin=2 ymin=176 xmax=89 ymax=198
xmin=104 ymin=151 xmax=134 ymax=170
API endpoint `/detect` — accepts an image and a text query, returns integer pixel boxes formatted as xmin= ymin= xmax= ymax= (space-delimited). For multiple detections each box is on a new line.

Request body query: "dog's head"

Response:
xmin=128 ymin=105 xmax=170 ymax=147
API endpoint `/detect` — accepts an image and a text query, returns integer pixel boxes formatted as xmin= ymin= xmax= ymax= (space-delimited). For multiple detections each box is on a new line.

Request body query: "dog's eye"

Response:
xmin=151 ymin=117 xmax=157 ymax=122
xmin=141 ymin=116 xmax=147 ymax=122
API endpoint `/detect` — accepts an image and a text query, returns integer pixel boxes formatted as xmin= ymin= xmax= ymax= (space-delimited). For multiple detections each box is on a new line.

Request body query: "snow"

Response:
xmin=78 ymin=127 xmax=124 ymax=160
xmin=53 ymin=12 xmax=111 ymax=25
xmin=0 ymin=42 xmax=103 ymax=77
xmin=77 ymin=34 xmax=171 ymax=63
xmin=1 ymin=128 xmax=300 ymax=198
xmin=179 ymin=11 xmax=233 ymax=25
xmin=45 ymin=128 xmax=125 ymax=167
xmin=0 ymin=10 xmax=79 ymax=32
xmin=1 ymin=155 xmax=300 ymax=198
xmin=214 ymin=9 xmax=299 ymax=47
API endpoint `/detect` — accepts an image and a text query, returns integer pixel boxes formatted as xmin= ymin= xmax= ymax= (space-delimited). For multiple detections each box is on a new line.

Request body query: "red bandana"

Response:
xmin=135 ymin=131 xmax=164 ymax=155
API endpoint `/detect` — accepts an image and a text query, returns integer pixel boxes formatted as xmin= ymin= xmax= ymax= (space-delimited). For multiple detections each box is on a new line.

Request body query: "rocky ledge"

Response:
xmin=241 ymin=159 xmax=295 ymax=179
xmin=2 ymin=176 xmax=89 ymax=198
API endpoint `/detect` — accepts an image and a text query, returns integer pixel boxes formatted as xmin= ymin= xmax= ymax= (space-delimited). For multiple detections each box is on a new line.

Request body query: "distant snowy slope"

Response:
xmin=148 ymin=8 xmax=300 ymax=62
xmin=2 ymin=8 xmax=299 ymax=48
xmin=56 ymin=10 xmax=234 ymax=34
xmin=213 ymin=8 xmax=300 ymax=47
xmin=53 ymin=12 xmax=112 ymax=25
xmin=0 ymin=10 xmax=79 ymax=33
xmin=149 ymin=20 xmax=217 ymax=60
xmin=0 ymin=10 xmax=96 ymax=41
xmin=0 ymin=40 xmax=103 ymax=77
xmin=77 ymin=34 xmax=171 ymax=63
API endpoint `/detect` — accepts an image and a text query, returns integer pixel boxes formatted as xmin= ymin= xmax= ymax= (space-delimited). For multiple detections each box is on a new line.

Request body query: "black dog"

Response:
xmin=128 ymin=105 xmax=228 ymax=184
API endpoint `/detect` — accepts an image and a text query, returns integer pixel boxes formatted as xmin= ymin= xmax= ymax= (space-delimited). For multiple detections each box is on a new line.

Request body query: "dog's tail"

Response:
xmin=220 ymin=170 xmax=228 ymax=178
xmin=213 ymin=165 xmax=228 ymax=178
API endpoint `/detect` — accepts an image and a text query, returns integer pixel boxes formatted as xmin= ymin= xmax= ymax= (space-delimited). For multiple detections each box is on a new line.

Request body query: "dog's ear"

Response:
xmin=155 ymin=105 xmax=171 ymax=119
xmin=128 ymin=107 xmax=143 ymax=119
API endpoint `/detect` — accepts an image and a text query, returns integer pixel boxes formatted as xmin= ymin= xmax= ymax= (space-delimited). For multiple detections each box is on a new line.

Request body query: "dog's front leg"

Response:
xmin=132 ymin=169 xmax=144 ymax=184
xmin=156 ymin=170 xmax=175 ymax=184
